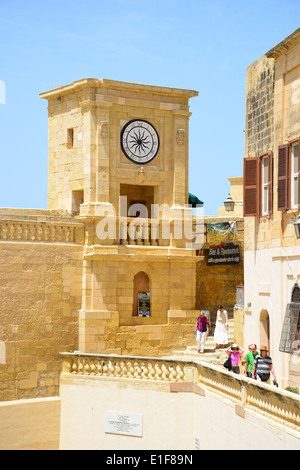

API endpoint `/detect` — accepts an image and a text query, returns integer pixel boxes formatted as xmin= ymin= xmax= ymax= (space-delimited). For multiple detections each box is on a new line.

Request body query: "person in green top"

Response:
xmin=243 ymin=344 xmax=259 ymax=378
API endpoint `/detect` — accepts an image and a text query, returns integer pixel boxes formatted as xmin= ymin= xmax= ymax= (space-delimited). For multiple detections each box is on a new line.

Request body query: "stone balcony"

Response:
xmin=0 ymin=210 xmax=85 ymax=245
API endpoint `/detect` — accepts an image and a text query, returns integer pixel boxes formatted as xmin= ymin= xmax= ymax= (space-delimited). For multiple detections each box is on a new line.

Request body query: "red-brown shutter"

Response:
xmin=278 ymin=144 xmax=289 ymax=211
xmin=243 ymin=157 xmax=259 ymax=216
xmin=268 ymin=151 xmax=273 ymax=214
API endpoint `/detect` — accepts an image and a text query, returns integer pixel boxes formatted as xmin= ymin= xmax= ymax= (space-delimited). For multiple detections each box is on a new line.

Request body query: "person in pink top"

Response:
xmin=225 ymin=344 xmax=244 ymax=374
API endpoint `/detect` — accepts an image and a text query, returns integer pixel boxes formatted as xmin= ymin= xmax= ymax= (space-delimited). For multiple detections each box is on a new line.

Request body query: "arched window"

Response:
xmin=259 ymin=309 xmax=270 ymax=352
xmin=291 ymin=284 xmax=300 ymax=303
xmin=132 ymin=271 xmax=150 ymax=317
xmin=279 ymin=284 xmax=300 ymax=354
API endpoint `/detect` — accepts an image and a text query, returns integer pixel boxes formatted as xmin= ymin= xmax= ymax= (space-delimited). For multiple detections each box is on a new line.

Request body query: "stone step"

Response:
xmin=166 ymin=348 xmax=230 ymax=366
xmin=165 ymin=318 xmax=236 ymax=367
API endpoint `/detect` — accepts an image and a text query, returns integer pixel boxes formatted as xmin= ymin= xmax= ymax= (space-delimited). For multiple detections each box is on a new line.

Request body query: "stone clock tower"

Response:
xmin=40 ymin=79 xmax=200 ymax=355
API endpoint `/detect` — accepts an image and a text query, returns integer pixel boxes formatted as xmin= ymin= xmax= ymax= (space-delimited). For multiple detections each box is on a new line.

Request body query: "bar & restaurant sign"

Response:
xmin=207 ymin=222 xmax=240 ymax=266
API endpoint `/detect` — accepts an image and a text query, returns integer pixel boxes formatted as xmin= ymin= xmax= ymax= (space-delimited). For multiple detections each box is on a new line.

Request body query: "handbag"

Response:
xmin=258 ymin=373 xmax=270 ymax=382
xmin=223 ymin=354 xmax=232 ymax=370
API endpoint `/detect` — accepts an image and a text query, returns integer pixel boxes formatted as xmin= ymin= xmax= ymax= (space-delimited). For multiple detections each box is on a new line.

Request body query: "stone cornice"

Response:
xmin=266 ymin=27 xmax=300 ymax=59
xmin=39 ymin=78 xmax=198 ymax=100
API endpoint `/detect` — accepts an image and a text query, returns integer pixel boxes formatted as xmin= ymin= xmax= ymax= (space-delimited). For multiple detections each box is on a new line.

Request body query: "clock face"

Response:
xmin=121 ymin=119 xmax=159 ymax=164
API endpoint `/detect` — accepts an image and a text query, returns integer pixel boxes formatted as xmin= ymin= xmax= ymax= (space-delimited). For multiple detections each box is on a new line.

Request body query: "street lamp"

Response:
xmin=293 ymin=214 xmax=300 ymax=239
xmin=224 ymin=193 xmax=235 ymax=212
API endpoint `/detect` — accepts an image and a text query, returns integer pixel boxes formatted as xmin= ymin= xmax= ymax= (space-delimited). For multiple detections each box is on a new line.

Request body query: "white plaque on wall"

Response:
xmin=105 ymin=411 xmax=143 ymax=437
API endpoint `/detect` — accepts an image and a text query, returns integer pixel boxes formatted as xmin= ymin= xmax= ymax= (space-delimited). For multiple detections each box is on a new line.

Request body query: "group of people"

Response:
xmin=224 ymin=343 xmax=277 ymax=385
xmin=194 ymin=306 xmax=278 ymax=385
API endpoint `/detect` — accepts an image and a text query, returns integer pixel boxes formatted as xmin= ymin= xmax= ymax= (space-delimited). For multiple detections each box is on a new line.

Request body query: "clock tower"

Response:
xmin=40 ymin=78 xmax=198 ymax=218
xmin=40 ymin=79 xmax=200 ymax=354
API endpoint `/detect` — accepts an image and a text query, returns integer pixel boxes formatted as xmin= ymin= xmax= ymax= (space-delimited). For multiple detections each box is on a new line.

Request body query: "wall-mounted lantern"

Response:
xmin=224 ymin=193 xmax=235 ymax=212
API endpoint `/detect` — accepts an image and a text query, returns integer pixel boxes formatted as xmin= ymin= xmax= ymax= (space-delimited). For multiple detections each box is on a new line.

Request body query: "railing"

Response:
xmin=114 ymin=216 xmax=207 ymax=248
xmin=61 ymin=353 xmax=186 ymax=382
xmin=119 ymin=218 xmax=161 ymax=246
xmin=61 ymin=352 xmax=300 ymax=433
xmin=0 ymin=215 xmax=244 ymax=248
xmin=102 ymin=217 xmax=243 ymax=248
xmin=0 ymin=219 xmax=83 ymax=244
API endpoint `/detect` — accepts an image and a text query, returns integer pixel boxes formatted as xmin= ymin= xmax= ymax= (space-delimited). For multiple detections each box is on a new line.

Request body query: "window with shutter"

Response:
xmin=268 ymin=151 xmax=273 ymax=215
xmin=291 ymin=141 xmax=299 ymax=209
xmin=278 ymin=144 xmax=289 ymax=211
xmin=243 ymin=158 xmax=259 ymax=216
xmin=261 ymin=156 xmax=268 ymax=215
xmin=279 ymin=285 xmax=300 ymax=354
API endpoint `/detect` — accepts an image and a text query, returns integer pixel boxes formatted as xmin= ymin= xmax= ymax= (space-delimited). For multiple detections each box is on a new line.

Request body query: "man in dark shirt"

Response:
xmin=252 ymin=345 xmax=277 ymax=384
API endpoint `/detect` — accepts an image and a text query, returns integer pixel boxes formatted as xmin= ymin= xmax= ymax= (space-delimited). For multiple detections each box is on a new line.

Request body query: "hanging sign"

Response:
xmin=138 ymin=292 xmax=150 ymax=316
xmin=207 ymin=221 xmax=239 ymax=245
xmin=207 ymin=242 xmax=240 ymax=265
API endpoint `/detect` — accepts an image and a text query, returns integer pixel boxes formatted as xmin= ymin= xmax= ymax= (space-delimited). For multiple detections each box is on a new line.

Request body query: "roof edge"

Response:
xmin=266 ymin=27 xmax=300 ymax=58
xmin=40 ymin=78 xmax=199 ymax=100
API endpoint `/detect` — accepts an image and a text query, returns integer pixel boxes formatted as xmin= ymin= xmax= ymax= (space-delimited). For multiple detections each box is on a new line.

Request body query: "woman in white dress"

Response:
xmin=214 ymin=305 xmax=228 ymax=348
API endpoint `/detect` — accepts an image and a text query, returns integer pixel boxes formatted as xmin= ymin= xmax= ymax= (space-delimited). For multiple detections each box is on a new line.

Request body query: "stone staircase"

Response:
xmin=166 ymin=318 xmax=235 ymax=367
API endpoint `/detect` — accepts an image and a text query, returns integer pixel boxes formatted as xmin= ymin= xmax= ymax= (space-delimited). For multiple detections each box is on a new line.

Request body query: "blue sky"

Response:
xmin=0 ymin=0 xmax=299 ymax=215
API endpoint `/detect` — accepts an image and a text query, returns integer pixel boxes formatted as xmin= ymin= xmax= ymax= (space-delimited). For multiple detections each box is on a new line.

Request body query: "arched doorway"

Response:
xmin=132 ymin=271 xmax=150 ymax=316
xmin=260 ymin=309 xmax=270 ymax=351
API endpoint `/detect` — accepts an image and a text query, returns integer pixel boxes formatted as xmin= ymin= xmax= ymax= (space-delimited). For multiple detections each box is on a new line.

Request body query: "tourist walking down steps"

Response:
xmin=214 ymin=305 xmax=228 ymax=348
xmin=225 ymin=343 xmax=244 ymax=374
xmin=194 ymin=311 xmax=209 ymax=354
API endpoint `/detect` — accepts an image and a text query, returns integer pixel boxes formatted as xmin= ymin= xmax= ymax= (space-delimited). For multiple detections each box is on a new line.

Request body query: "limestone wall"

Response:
xmin=0 ymin=237 xmax=82 ymax=400
xmin=196 ymin=218 xmax=244 ymax=325
xmin=79 ymin=309 xmax=197 ymax=357
xmin=0 ymin=212 xmax=242 ymax=400
xmin=0 ymin=397 xmax=60 ymax=450
xmin=196 ymin=253 xmax=244 ymax=324
xmin=245 ymin=54 xmax=274 ymax=159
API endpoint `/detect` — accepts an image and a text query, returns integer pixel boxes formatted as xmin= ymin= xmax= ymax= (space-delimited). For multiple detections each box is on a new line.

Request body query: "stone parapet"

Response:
xmin=61 ymin=352 xmax=300 ymax=434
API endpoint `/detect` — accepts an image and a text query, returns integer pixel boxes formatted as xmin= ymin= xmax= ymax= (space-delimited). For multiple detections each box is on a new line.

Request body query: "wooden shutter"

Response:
xmin=268 ymin=151 xmax=273 ymax=214
xmin=278 ymin=144 xmax=289 ymax=211
xmin=243 ymin=157 xmax=259 ymax=216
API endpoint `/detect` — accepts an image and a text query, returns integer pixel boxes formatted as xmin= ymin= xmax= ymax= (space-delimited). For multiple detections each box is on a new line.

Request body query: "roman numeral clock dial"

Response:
xmin=121 ymin=119 xmax=159 ymax=164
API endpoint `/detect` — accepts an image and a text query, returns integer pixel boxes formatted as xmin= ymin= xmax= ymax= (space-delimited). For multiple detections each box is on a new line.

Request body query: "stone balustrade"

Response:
xmin=0 ymin=218 xmax=84 ymax=244
xmin=116 ymin=216 xmax=206 ymax=247
xmin=197 ymin=362 xmax=300 ymax=430
xmin=61 ymin=352 xmax=186 ymax=382
xmin=119 ymin=218 xmax=160 ymax=246
xmin=0 ymin=215 xmax=243 ymax=248
xmin=100 ymin=216 xmax=243 ymax=248
xmin=61 ymin=352 xmax=300 ymax=432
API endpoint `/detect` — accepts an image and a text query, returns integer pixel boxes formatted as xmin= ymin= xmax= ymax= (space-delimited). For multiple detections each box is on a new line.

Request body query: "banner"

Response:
xmin=138 ymin=292 xmax=150 ymax=316
xmin=207 ymin=221 xmax=238 ymax=245
xmin=207 ymin=242 xmax=240 ymax=265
